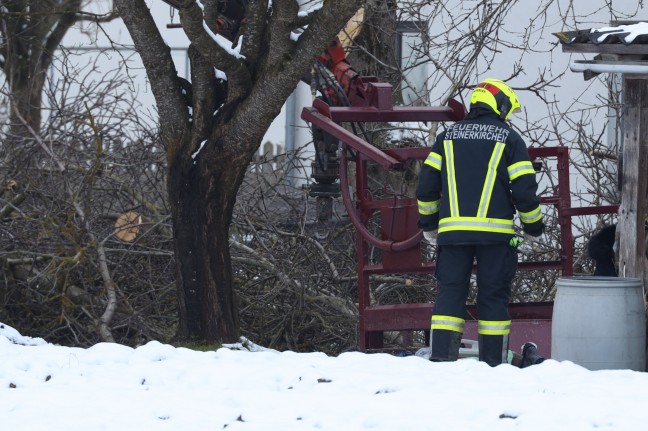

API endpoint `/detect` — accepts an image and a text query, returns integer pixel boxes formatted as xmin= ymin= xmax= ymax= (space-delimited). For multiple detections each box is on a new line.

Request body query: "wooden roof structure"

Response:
xmin=555 ymin=21 xmax=648 ymax=283
xmin=556 ymin=21 xmax=648 ymax=79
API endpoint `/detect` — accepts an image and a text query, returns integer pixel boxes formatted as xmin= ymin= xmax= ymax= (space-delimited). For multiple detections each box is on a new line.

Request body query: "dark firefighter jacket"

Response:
xmin=416 ymin=107 xmax=544 ymax=245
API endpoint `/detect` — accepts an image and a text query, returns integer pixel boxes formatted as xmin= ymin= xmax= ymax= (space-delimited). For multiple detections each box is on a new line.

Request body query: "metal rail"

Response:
xmin=301 ymin=82 xmax=618 ymax=353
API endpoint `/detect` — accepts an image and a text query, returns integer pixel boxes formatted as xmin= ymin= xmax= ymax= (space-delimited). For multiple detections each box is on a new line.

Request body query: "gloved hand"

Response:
xmin=423 ymin=230 xmax=438 ymax=244
xmin=509 ymin=232 xmax=542 ymax=253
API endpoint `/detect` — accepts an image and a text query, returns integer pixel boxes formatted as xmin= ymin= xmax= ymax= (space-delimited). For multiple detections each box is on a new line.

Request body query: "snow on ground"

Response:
xmin=2 ymin=321 xmax=648 ymax=431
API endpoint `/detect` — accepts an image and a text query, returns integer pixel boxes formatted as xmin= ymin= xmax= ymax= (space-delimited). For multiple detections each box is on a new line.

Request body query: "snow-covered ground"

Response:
xmin=2 ymin=321 xmax=648 ymax=431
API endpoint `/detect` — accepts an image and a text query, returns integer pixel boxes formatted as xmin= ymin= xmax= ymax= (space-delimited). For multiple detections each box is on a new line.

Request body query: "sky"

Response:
xmin=2 ymin=321 xmax=648 ymax=431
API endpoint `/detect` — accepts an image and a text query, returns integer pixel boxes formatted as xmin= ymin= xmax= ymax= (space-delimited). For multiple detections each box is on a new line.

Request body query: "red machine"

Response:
xmin=303 ymin=38 xmax=618 ymax=357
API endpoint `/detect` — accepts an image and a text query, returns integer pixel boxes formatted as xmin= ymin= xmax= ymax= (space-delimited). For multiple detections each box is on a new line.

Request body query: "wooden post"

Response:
xmin=618 ymin=75 xmax=648 ymax=286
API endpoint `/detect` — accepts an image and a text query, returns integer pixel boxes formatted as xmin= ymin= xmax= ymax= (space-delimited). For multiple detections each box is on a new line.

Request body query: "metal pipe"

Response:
xmin=339 ymin=144 xmax=422 ymax=252
xmin=284 ymin=91 xmax=296 ymax=186
xmin=570 ymin=61 xmax=648 ymax=74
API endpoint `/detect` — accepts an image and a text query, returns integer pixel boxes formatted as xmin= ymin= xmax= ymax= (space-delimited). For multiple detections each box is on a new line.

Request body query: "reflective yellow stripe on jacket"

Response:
xmin=477 ymin=142 xmax=505 ymax=218
xmin=438 ymin=217 xmax=515 ymax=234
xmin=424 ymin=151 xmax=442 ymax=170
xmin=519 ymin=206 xmax=543 ymax=224
xmin=438 ymin=140 xmax=514 ymax=235
xmin=508 ymin=160 xmax=542 ymax=224
xmin=418 ymin=199 xmax=440 ymax=216
xmin=507 ymin=160 xmax=536 ymax=181
xmin=443 ymin=140 xmax=460 ymax=216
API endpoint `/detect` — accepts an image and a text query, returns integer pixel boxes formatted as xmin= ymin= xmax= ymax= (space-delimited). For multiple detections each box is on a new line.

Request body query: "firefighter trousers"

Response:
xmin=430 ymin=243 xmax=517 ymax=366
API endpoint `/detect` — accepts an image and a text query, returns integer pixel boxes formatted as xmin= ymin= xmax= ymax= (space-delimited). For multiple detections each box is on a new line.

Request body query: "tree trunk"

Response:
xmin=1 ymin=0 xmax=82 ymax=165
xmin=168 ymin=135 xmax=253 ymax=343
xmin=8 ymin=75 xmax=45 ymax=138
xmin=115 ymin=0 xmax=365 ymax=344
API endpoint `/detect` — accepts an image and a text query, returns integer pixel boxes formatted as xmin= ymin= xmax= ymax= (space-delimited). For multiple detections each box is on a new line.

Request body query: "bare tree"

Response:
xmin=0 ymin=1 xmax=117 ymax=160
xmin=0 ymin=56 xmax=176 ymax=345
xmin=113 ymin=0 xmax=365 ymax=344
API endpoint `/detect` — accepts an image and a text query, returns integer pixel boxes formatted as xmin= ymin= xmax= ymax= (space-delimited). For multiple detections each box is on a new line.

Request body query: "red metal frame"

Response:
xmin=301 ymin=82 xmax=618 ymax=356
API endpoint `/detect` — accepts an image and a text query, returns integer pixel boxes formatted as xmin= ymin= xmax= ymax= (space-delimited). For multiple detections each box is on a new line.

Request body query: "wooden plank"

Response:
xmin=610 ymin=21 xmax=648 ymax=26
xmin=618 ymin=76 xmax=648 ymax=281
xmin=561 ymin=44 xmax=648 ymax=55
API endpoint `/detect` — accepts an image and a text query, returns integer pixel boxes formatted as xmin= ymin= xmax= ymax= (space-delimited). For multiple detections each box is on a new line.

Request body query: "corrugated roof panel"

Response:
xmin=555 ymin=21 xmax=648 ymax=45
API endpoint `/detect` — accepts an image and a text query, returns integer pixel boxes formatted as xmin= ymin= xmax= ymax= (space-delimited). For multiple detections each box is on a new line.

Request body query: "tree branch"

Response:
xmin=179 ymin=1 xmax=251 ymax=96
xmin=114 ymin=0 xmax=189 ymax=137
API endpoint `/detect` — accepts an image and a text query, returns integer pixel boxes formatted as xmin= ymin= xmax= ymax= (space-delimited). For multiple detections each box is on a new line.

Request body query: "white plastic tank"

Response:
xmin=551 ymin=276 xmax=647 ymax=371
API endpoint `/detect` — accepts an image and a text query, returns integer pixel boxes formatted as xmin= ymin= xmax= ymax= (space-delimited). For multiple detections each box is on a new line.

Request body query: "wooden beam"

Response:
xmin=618 ymin=76 xmax=648 ymax=281
xmin=610 ymin=21 xmax=648 ymax=26
xmin=561 ymin=44 xmax=648 ymax=55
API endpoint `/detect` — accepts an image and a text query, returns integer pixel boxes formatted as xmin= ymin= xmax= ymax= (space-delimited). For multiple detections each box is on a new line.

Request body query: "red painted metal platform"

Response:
xmin=301 ymin=81 xmax=618 ymax=356
xmin=364 ymin=302 xmax=553 ymax=357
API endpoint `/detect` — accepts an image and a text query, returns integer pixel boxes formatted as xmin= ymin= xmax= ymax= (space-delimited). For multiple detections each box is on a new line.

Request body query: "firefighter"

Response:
xmin=416 ymin=78 xmax=544 ymax=366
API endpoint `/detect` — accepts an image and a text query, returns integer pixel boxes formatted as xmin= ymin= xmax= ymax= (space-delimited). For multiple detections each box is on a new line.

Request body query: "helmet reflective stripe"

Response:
xmin=418 ymin=199 xmax=440 ymax=215
xmin=519 ymin=205 xmax=543 ymax=224
xmin=438 ymin=217 xmax=515 ymax=234
xmin=431 ymin=315 xmax=465 ymax=333
xmin=470 ymin=78 xmax=521 ymax=120
xmin=443 ymin=140 xmax=460 ymax=216
xmin=424 ymin=151 xmax=442 ymax=170
xmin=477 ymin=142 xmax=506 ymax=218
xmin=507 ymin=161 xmax=535 ymax=181
xmin=476 ymin=82 xmax=501 ymax=96
xmin=478 ymin=319 xmax=511 ymax=335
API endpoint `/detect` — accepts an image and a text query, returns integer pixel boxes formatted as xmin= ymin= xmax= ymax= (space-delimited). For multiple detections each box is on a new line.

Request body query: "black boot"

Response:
xmin=430 ymin=330 xmax=463 ymax=362
xmin=478 ymin=334 xmax=509 ymax=366
xmin=520 ymin=342 xmax=545 ymax=368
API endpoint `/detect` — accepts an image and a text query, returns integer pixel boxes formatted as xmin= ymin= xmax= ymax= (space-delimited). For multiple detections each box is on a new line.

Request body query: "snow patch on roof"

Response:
xmin=592 ymin=21 xmax=648 ymax=44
